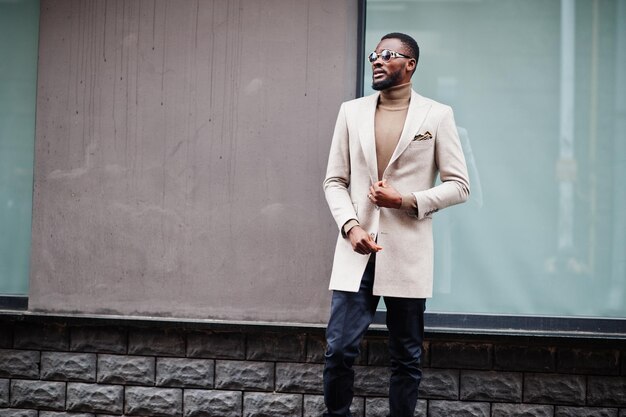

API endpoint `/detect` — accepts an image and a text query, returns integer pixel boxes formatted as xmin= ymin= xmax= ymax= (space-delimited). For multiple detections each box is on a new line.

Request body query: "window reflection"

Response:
xmin=0 ymin=0 xmax=39 ymax=295
xmin=366 ymin=0 xmax=626 ymax=318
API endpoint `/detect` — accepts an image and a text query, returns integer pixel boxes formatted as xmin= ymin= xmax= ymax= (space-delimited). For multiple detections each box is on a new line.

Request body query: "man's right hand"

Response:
xmin=347 ymin=226 xmax=383 ymax=255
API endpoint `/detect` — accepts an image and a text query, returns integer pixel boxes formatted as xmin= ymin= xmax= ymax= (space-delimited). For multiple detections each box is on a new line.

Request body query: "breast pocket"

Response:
xmin=407 ymin=139 xmax=434 ymax=149
xmin=398 ymin=139 xmax=435 ymax=171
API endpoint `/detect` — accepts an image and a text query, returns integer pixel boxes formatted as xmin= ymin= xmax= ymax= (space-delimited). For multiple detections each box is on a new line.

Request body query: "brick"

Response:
xmin=90 ymin=415 xmax=130 ymax=417
xmin=156 ymin=357 xmax=214 ymax=388
xmin=412 ymin=399 xmax=428 ymax=417
xmin=187 ymin=331 xmax=245 ymax=359
xmin=97 ymin=354 xmax=154 ymax=385
xmin=125 ymin=387 xmax=182 ymax=417
xmin=555 ymin=406 xmax=618 ymax=417
xmin=66 ymin=382 xmax=124 ymax=414
xmin=428 ymin=400 xmax=490 ymax=417
xmin=303 ymin=395 xmax=364 ymax=417
xmin=10 ymin=379 xmax=66 ymax=410
xmin=494 ymin=345 xmax=555 ymax=372
xmin=306 ymin=333 xmax=366 ymax=365
xmin=364 ymin=397 xmax=426 ymax=417
xmin=0 ymin=349 xmax=40 ymax=378
xmin=40 ymin=413 xmax=95 ymax=417
xmin=246 ymin=332 xmax=306 ymax=362
xmin=419 ymin=368 xmax=459 ymax=400
xmin=524 ymin=373 xmax=586 ymax=405
xmin=492 ymin=403 xmax=554 ymax=417
xmin=303 ymin=395 xmax=325 ymax=417
xmin=373 ymin=340 xmax=429 ymax=367
xmin=14 ymin=323 xmax=69 ymax=351
xmin=215 ymin=360 xmax=274 ymax=391
xmin=276 ymin=362 xmax=323 ymax=393
xmin=353 ymin=365 xmax=389 ymax=396
xmin=353 ymin=396 xmax=365 ymax=417
xmin=355 ymin=339 xmax=367 ymax=365
xmin=0 ymin=378 xmax=8 ymax=407
xmin=0 ymin=323 xmax=12 ymax=348
xmin=243 ymin=392 xmax=302 ymax=417
xmin=430 ymin=342 xmax=492 ymax=369
xmin=91 ymin=415 xmax=129 ymax=417
xmin=558 ymin=348 xmax=620 ymax=375
xmin=0 ymin=409 xmax=38 ymax=417
xmin=422 ymin=341 xmax=431 ymax=367
xmin=366 ymin=338 xmax=429 ymax=367
xmin=460 ymin=370 xmax=522 ymax=402
xmin=365 ymin=398 xmax=389 ymax=417
xmin=183 ymin=389 xmax=242 ymax=417
xmin=588 ymin=376 xmax=626 ymax=407
xmin=41 ymin=352 xmax=96 ymax=382
xmin=367 ymin=338 xmax=390 ymax=366
xmin=306 ymin=333 xmax=327 ymax=363
xmin=70 ymin=327 xmax=126 ymax=354
xmin=128 ymin=328 xmax=185 ymax=356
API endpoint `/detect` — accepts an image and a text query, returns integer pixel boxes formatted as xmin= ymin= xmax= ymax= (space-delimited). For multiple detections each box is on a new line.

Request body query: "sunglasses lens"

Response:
xmin=368 ymin=52 xmax=377 ymax=63
xmin=380 ymin=50 xmax=392 ymax=61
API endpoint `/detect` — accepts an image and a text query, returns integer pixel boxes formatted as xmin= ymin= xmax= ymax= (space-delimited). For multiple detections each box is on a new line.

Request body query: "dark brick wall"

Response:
xmin=0 ymin=316 xmax=625 ymax=417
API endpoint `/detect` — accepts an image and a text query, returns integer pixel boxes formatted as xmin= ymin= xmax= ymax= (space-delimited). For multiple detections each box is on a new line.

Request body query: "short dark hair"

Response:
xmin=381 ymin=32 xmax=419 ymax=67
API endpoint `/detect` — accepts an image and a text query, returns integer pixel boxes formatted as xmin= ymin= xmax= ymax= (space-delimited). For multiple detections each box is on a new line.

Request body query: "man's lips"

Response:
xmin=373 ymin=69 xmax=386 ymax=79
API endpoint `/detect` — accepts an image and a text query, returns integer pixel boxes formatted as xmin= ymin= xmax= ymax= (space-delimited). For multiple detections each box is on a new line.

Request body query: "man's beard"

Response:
xmin=372 ymin=68 xmax=402 ymax=91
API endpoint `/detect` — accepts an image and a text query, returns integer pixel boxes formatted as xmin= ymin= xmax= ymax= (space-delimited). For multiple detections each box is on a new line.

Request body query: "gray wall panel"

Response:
xmin=31 ymin=0 xmax=359 ymax=323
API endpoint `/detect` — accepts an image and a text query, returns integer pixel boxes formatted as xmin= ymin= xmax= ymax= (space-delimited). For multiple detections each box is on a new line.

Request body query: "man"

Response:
xmin=322 ymin=33 xmax=470 ymax=417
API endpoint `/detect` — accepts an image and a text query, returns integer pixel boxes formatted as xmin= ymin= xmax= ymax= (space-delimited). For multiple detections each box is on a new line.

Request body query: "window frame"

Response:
xmin=0 ymin=296 xmax=28 ymax=311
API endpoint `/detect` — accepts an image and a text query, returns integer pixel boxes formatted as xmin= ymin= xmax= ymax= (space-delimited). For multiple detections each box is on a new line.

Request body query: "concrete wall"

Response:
xmin=30 ymin=0 xmax=359 ymax=323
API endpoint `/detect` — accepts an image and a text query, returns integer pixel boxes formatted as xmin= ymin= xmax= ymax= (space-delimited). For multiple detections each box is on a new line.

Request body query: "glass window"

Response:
xmin=0 ymin=0 xmax=40 ymax=295
xmin=366 ymin=0 xmax=626 ymax=319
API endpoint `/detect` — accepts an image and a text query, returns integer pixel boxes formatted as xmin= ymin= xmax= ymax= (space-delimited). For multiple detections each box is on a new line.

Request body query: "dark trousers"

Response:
xmin=323 ymin=258 xmax=426 ymax=417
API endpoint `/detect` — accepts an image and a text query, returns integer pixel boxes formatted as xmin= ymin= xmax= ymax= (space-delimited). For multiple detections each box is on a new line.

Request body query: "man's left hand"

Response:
xmin=368 ymin=180 xmax=402 ymax=209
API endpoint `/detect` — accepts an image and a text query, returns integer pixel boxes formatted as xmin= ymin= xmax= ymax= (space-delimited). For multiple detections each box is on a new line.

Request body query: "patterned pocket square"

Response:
xmin=413 ymin=131 xmax=432 ymax=141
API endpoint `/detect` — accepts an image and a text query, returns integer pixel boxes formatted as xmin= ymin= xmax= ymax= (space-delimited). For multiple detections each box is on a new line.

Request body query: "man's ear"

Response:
xmin=406 ymin=59 xmax=417 ymax=74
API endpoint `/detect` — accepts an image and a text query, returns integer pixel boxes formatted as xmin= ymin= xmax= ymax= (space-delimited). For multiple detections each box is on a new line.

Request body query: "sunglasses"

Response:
xmin=368 ymin=49 xmax=413 ymax=63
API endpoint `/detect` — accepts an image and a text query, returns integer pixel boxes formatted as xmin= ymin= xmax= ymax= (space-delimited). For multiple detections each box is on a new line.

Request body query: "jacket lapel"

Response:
xmin=386 ymin=90 xmax=432 ymax=170
xmin=357 ymin=93 xmax=380 ymax=185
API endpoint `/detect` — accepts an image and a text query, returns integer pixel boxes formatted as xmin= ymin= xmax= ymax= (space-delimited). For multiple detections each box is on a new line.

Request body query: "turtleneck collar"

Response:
xmin=378 ymin=82 xmax=412 ymax=111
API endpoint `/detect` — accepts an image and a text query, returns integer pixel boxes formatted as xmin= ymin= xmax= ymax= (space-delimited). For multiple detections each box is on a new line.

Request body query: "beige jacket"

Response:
xmin=323 ymin=90 xmax=470 ymax=298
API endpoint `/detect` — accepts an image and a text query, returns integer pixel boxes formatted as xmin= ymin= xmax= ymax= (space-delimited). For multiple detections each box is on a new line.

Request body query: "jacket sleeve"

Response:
xmin=323 ymin=103 xmax=358 ymax=236
xmin=411 ymin=106 xmax=470 ymax=219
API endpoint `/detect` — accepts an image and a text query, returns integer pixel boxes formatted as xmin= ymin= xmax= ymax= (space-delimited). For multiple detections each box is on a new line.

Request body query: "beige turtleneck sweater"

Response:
xmin=343 ymin=83 xmax=418 ymax=235
xmin=375 ymin=82 xmax=411 ymax=180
